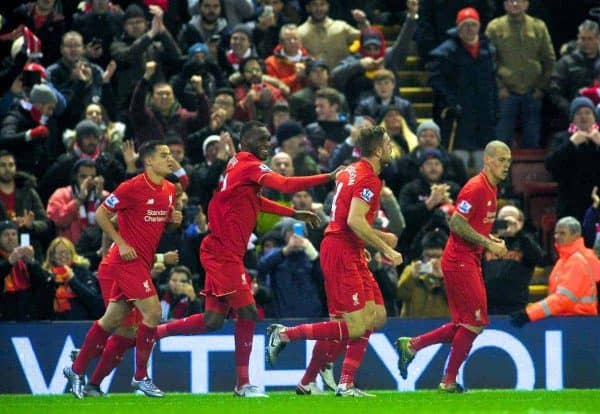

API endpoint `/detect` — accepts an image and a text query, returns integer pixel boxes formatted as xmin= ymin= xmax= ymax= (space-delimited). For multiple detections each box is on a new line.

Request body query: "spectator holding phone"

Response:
xmin=0 ymin=220 xmax=54 ymax=321
xmin=396 ymin=229 xmax=450 ymax=318
xmin=482 ymin=205 xmax=545 ymax=315
xmin=46 ymin=159 xmax=109 ymax=245
xmin=159 ymin=265 xmax=202 ymax=321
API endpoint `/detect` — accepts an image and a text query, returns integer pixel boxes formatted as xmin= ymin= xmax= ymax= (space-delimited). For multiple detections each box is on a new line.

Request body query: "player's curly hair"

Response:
xmin=357 ymin=125 xmax=387 ymax=157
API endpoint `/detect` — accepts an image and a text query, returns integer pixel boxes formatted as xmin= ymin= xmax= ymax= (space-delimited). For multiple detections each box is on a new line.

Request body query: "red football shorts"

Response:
xmin=441 ymin=255 xmax=489 ymax=326
xmin=200 ymin=241 xmax=254 ymax=312
xmin=97 ymin=262 xmax=143 ymax=328
xmin=320 ymin=236 xmax=370 ymax=317
xmin=362 ymin=271 xmax=384 ymax=306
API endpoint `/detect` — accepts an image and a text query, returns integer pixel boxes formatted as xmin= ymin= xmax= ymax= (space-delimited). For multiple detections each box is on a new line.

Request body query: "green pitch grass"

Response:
xmin=1 ymin=390 xmax=598 ymax=414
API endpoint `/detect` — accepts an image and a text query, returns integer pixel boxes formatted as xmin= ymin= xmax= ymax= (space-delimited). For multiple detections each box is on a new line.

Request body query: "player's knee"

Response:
xmin=372 ymin=313 xmax=386 ymax=330
xmin=99 ymin=314 xmax=121 ymax=332
xmin=142 ymin=309 xmax=162 ymax=328
xmin=236 ymin=304 xmax=258 ymax=321
xmin=346 ymin=320 xmax=367 ymax=339
xmin=114 ymin=326 xmax=136 ymax=339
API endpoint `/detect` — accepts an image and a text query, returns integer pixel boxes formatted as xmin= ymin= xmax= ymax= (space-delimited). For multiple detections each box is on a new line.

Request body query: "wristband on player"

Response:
xmin=155 ymin=253 xmax=164 ymax=264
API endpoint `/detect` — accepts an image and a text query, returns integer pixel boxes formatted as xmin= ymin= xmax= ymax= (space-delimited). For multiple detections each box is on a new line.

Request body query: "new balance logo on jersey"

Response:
xmin=146 ymin=198 xmax=155 ymax=205
xmin=457 ymin=200 xmax=472 ymax=214
xmin=259 ymin=164 xmax=272 ymax=173
xmin=360 ymin=188 xmax=374 ymax=203
xmin=475 ymin=309 xmax=482 ymax=322
xmin=241 ymin=273 xmax=247 ymax=285
xmin=143 ymin=280 xmax=151 ymax=293
xmin=352 ymin=293 xmax=359 ymax=306
xmin=105 ymin=194 xmax=119 ymax=208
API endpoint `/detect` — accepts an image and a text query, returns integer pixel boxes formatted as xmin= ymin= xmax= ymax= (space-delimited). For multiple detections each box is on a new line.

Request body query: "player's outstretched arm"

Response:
xmin=259 ymin=169 xmax=337 ymax=193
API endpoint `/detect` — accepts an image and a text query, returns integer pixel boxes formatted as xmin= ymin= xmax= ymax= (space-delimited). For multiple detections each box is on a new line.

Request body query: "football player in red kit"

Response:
xmin=156 ymin=121 xmax=338 ymax=397
xmin=266 ymin=126 xmax=403 ymax=396
xmin=395 ymin=140 xmax=511 ymax=392
xmin=64 ymin=141 xmax=183 ymax=398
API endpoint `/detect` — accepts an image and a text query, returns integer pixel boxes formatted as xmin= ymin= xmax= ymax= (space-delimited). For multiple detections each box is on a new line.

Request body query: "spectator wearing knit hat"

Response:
xmin=275 ymin=120 xmax=320 ymax=178
xmin=288 ymin=58 xmax=335 ymax=125
xmin=549 ymin=19 xmax=600 ymax=124
xmin=110 ymin=3 xmax=183 ymax=120
xmin=486 ymin=0 xmax=555 ymax=148
xmin=170 ymin=43 xmax=224 ymax=111
xmin=38 ymin=119 xmax=125 ymax=203
xmin=0 ymin=83 xmax=60 ymax=178
xmin=397 ymin=147 xmax=460 ymax=260
xmin=427 ymin=6 xmax=497 ymax=172
xmin=382 ymin=120 xmax=468 ymax=195
xmin=546 ymin=96 xmax=600 ymax=220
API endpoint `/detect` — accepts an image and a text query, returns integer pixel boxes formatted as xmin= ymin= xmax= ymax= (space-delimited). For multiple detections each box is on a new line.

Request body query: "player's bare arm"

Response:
xmin=450 ymin=213 xmax=507 ymax=256
xmin=373 ymin=228 xmax=398 ymax=248
xmin=347 ymin=198 xmax=403 ymax=266
xmin=95 ymin=205 xmax=137 ymax=261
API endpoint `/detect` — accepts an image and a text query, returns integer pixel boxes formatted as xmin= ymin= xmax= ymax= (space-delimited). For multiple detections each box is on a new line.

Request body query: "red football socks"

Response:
xmin=301 ymin=340 xmax=347 ymax=385
xmin=235 ymin=319 xmax=255 ymax=388
xmin=72 ymin=321 xmax=111 ymax=375
xmin=339 ymin=330 xmax=371 ymax=387
xmin=134 ymin=323 xmax=157 ymax=381
xmin=89 ymin=334 xmax=135 ymax=385
xmin=284 ymin=320 xmax=349 ymax=341
xmin=443 ymin=326 xmax=477 ymax=385
xmin=410 ymin=323 xmax=459 ymax=352
xmin=156 ymin=314 xmax=208 ymax=339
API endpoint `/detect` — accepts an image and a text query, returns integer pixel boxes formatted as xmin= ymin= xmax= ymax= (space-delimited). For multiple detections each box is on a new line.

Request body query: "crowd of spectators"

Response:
xmin=1 ymin=0 xmax=599 ymax=321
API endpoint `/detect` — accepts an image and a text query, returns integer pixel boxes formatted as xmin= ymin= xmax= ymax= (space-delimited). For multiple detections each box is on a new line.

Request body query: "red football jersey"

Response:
xmin=325 ymin=159 xmax=382 ymax=250
xmin=102 ymin=173 xmax=176 ymax=268
xmin=205 ymin=152 xmax=275 ymax=257
xmin=444 ymin=172 xmax=497 ymax=260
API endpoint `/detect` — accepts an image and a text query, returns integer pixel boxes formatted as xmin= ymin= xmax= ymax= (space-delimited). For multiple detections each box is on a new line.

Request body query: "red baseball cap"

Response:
xmin=456 ymin=7 xmax=480 ymax=26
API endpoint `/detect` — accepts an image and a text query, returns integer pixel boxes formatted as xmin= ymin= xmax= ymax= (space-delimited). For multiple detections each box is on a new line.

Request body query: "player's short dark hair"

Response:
xmin=240 ymin=120 xmax=266 ymax=142
xmin=138 ymin=140 xmax=165 ymax=163
xmin=421 ymin=228 xmax=448 ymax=250
xmin=357 ymin=125 xmax=386 ymax=157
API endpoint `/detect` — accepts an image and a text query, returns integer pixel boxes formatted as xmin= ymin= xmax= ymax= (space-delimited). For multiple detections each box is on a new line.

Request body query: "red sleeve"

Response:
xmin=350 ymin=176 xmax=380 ymax=208
xmin=102 ymin=179 xmax=134 ymax=213
xmin=259 ymin=196 xmax=295 ymax=216
xmin=259 ymin=172 xmax=331 ymax=193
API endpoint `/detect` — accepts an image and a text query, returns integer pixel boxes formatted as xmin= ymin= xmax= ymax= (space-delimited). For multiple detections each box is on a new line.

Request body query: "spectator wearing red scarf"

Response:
xmin=0 ymin=220 xmax=53 ymax=321
xmin=42 ymin=236 xmax=104 ymax=320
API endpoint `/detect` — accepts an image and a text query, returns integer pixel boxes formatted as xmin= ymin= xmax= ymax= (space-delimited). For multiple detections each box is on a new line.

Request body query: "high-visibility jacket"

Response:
xmin=527 ymin=237 xmax=598 ymax=321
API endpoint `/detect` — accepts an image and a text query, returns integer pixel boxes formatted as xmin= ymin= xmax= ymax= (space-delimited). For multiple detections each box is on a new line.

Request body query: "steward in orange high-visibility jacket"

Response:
xmin=510 ymin=217 xmax=599 ymax=327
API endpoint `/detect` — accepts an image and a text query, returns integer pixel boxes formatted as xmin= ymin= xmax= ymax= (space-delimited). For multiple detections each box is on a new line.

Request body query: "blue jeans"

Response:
xmin=496 ymin=92 xmax=542 ymax=148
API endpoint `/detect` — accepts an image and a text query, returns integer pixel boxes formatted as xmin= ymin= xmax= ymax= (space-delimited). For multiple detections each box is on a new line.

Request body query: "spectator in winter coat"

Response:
xmin=42 ymin=236 xmax=104 ymax=320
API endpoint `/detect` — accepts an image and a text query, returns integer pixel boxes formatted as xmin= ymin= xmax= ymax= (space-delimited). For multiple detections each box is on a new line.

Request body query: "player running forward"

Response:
xmin=64 ymin=141 xmax=182 ymax=398
xmin=395 ymin=140 xmax=510 ymax=392
xmin=266 ymin=126 xmax=403 ymax=396
xmin=154 ymin=121 xmax=338 ymax=397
